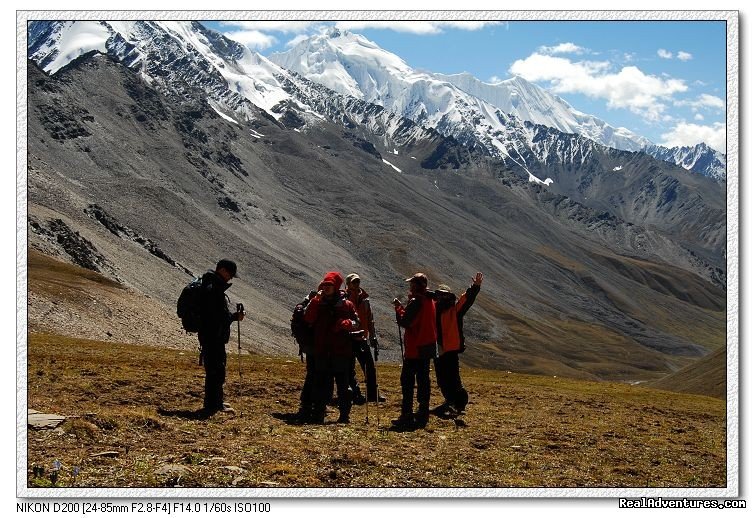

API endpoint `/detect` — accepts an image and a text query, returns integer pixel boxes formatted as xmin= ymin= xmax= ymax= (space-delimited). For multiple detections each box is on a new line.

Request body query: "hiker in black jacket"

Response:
xmin=292 ymin=290 xmax=318 ymax=423
xmin=198 ymin=259 xmax=245 ymax=416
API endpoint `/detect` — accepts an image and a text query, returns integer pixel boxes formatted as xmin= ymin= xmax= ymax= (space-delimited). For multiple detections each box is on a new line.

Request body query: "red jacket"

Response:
xmin=436 ymin=284 xmax=480 ymax=355
xmin=348 ymin=288 xmax=376 ymax=340
xmin=396 ymin=291 xmax=437 ymax=360
xmin=304 ymin=290 xmax=358 ymax=357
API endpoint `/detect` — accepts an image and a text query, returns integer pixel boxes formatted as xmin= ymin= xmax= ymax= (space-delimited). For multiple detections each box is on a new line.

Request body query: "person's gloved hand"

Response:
xmin=338 ymin=319 xmax=355 ymax=331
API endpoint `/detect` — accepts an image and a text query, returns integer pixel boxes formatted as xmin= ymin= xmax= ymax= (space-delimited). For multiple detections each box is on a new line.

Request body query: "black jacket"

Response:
xmin=198 ymin=270 xmax=235 ymax=346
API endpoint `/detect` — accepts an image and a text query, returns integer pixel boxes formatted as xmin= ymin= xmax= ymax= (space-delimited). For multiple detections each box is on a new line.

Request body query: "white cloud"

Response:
xmin=539 ymin=42 xmax=586 ymax=55
xmin=219 ymin=20 xmax=502 ymax=52
xmin=219 ymin=21 xmax=317 ymax=33
xmin=674 ymin=93 xmax=725 ymax=112
xmin=334 ymin=21 xmax=441 ymax=34
xmin=223 ymin=30 xmax=278 ymax=50
xmin=658 ymin=48 xmax=692 ymax=61
xmin=694 ymin=113 xmax=705 ymax=121
xmin=509 ymin=53 xmax=687 ymax=121
xmin=285 ymin=34 xmax=309 ymax=48
xmin=696 ymin=93 xmax=725 ymax=109
xmin=660 ymin=121 xmax=725 ymax=153
xmin=334 ymin=21 xmax=501 ymax=35
xmin=432 ymin=21 xmax=503 ymax=31
xmin=488 ymin=75 xmax=504 ymax=83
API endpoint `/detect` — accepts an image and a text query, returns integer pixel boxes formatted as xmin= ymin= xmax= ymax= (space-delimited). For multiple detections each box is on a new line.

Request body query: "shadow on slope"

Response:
xmin=648 ymin=346 xmax=726 ymax=400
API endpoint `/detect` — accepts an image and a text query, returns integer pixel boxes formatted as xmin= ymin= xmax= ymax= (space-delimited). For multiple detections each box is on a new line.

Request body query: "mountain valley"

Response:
xmin=25 ymin=21 xmax=727 ymax=385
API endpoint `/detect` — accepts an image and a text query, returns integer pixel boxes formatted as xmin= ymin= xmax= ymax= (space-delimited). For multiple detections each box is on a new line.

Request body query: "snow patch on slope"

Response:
xmin=209 ymin=100 xmax=238 ymax=125
xmin=38 ymin=21 xmax=111 ymax=74
xmin=528 ymin=173 xmax=553 ymax=186
xmin=382 ymin=159 xmax=402 ymax=173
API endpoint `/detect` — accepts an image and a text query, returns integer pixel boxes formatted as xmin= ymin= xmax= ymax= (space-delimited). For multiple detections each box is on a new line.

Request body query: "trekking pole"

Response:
xmin=365 ymin=378 xmax=370 ymax=426
xmin=236 ymin=303 xmax=244 ymax=397
xmin=371 ymin=337 xmax=380 ymax=427
xmin=374 ymin=368 xmax=380 ymax=427
xmin=363 ymin=340 xmax=370 ymax=426
xmin=396 ymin=322 xmax=404 ymax=363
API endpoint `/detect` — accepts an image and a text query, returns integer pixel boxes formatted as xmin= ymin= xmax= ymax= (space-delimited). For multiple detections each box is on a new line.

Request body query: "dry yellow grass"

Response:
xmin=26 ymin=333 xmax=726 ymax=489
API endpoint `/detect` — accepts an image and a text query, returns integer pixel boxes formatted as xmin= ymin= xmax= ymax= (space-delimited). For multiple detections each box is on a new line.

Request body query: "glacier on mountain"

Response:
xmin=270 ymin=28 xmax=725 ymax=180
xmin=270 ymin=30 xmax=654 ymax=155
xmin=433 ymin=73 xmax=652 ymax=152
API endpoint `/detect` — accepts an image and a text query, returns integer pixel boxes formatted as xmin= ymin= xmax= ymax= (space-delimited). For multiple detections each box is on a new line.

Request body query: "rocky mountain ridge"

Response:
xmin=643 ymin=142 xmax=726 ymax=181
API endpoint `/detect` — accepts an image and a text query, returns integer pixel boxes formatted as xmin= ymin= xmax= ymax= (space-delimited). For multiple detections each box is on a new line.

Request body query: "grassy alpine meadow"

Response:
xmin=25 ymin=332 xmax=725 ymax=489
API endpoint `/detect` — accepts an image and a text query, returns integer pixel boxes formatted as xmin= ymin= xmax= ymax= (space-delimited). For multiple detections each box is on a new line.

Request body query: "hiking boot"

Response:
xmin=391 ymin=413 xmax=414 ymax=429
xmin=431 ymin=402 xmax=452 ymax=416
xmin=200 ymin=407 xmax=219 ymax=418
xmin=352 ymin=394 xmax=367 ymax=406
xmin=308 ymin=412 xmax=326 ymax=425
xmin=293 ymin=407 xmax=312 ymax=424
xmin=337 ymin=414 xmax=350 ymax=424
xmin=368 ymin=395 xmax=387 ymax=403
xmin=415 ymin=406 xmax=430 ymax=428
xmin=202 ymin=402 xmax=233 ymax=416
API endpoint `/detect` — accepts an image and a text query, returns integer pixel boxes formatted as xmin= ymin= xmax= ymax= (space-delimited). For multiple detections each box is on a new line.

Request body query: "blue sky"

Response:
xmin=207 ymin=19 xmax=727 ymax=152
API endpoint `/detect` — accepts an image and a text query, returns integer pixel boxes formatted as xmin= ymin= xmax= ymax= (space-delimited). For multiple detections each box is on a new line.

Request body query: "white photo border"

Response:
xmin=16 ymin=9 xmax=739 ymax=499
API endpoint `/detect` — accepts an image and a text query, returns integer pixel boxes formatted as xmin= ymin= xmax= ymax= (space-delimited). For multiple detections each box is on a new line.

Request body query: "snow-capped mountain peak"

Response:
xmin=28 ymin=21 xmax=301 ymax=119
xmin=272 ymin=32 xmax=653 ymax=153
xmin=270 ymin=29 xmax=416 ymax=103
xmin=29 ymin=21 xmax=112 ymax=75
xmin=272 ymin=32 xmax=536 ymax=161
xmin=435 ymin=72 xmax=653 ymax=152
xmin=643 ymin=142 xmax=726 ymax=181
xmin=271 ymin=33 xmax=726 ymax=179
xmin=28 ymin=20 xmax=436 ymax=155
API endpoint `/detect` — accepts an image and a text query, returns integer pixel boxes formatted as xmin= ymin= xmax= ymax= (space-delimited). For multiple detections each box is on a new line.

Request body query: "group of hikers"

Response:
xmin=185 ymin=259 xmax=483 ymax=429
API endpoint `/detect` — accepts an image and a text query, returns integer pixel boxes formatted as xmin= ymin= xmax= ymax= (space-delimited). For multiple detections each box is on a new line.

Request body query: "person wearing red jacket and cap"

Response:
xmin=393 ymin=272 xmax=437 ymax=429
xmin=304 ymin=271 xmax=360 ymax=424
xmin=345 ymin=273 xmax=385 ymax=404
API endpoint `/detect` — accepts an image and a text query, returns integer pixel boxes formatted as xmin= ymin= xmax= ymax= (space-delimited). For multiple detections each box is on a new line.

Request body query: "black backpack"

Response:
xmin=177 ymin=277 xmax=204 ymax=333
xmin=291 ymin=297 xmax=314 ymax=355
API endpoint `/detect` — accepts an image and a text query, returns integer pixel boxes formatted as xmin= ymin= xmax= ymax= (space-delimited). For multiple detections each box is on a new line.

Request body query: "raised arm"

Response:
xmin=457 ymin=272 xmax=483 ymax=317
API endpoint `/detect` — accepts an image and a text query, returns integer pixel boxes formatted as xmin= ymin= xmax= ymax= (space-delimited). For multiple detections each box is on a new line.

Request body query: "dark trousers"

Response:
xmin=299 ymin=353 xmax=316 ymax=412
xmin=201 ymin=344 xmax=227 ymax=411
xmin=313 ymin=355 xmax=352 ymax=419
xmin=400 ymin=358 xmax=431 ymax=415
xmin=349 ymin=342 xmax=378 ymax=400
xmin=434 ymin=351 xmax=468 ymax=410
